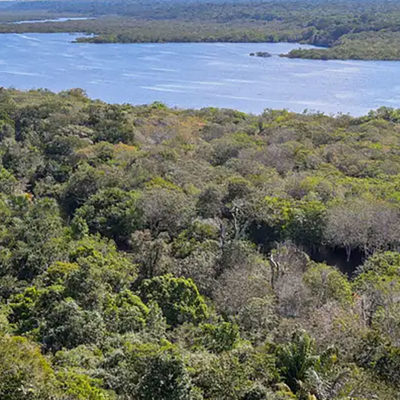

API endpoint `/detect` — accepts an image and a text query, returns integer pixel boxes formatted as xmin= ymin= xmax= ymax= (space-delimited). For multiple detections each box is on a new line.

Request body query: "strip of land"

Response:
xmin=1 ymin=0 xmax=400 ymax=60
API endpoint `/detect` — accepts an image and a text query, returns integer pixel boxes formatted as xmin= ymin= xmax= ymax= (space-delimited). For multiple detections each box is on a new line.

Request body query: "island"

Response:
xmin=249 ymin=51 xmax=272 ymax=58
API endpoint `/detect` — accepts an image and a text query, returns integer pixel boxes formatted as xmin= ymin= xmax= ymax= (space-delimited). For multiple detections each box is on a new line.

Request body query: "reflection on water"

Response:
xmin=0 ymin=32 xmax=399 ymax=115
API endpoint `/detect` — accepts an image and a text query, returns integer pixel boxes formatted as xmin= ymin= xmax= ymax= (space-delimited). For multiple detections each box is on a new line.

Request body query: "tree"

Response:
xmin=303 ymin=263 xmax=353 ymax=306
xmin=354 ymin=252 xmax=400 ymax=339
xmin=276 ymin=330 xmax=338 ymax=398
xmin=74 ymin=187 xmax=143 ymax=245
xmin=65 ymin=236 xmax=138 ymax=308
xmin=7 ymin=197 xmax=65 ymax=281
xmin=62 ymin=163 xmax=106 ymax=214
xmin=196 ymin=185 xmax=224 ymax=219
xmin=103 ymin=290 xmax=149 ymax=334
xmin=140 ymin=274 xmax=209 ymax=327
xmin=140 ymin=187 xmax=195 ymax=237
xmin=137 ymin=351 xmax=194 ymax=400
xmin=198 ymin=322 xmax=241 ymax=353
xmin=0 ymin=334 xmax=56 ymax=400
xmin=325 ymin=199 xmax=400 ymax=261
xmin=286 ymin=200 xmax=326 ymax=250
xmin=55 ymin=370 xmax=113 ymax=400
xmin=276 ymin=331 xmax=319 ymax=393
xmin=42 ymin=298 xmax=105 ymax=352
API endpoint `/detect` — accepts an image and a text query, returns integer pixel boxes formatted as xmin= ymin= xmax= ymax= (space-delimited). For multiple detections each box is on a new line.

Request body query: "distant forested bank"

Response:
xmin=1 ymin=0 xmax=400 ymax=60
xmin=0 ymin=87 xmax=399 ymax=398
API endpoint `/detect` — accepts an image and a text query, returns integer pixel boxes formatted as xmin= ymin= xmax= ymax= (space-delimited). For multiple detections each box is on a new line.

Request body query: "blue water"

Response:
xmin=0 ymin=32 xmax=400 ymax=115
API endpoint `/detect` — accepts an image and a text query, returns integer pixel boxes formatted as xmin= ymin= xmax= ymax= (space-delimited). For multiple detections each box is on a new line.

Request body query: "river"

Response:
xmin=0 ymin=32 xmax=399 ymax=114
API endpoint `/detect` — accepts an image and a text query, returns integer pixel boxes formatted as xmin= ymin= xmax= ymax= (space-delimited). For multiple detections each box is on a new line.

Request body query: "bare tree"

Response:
xmin=325 ymin=199 xmax=400 ymax=261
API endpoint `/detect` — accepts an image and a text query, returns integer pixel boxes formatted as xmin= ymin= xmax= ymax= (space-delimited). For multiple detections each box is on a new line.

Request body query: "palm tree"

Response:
xmin=276 ymin=330 xmax=319 ymax=394
xmin=276 ymin=330 xmax=340 ymax=399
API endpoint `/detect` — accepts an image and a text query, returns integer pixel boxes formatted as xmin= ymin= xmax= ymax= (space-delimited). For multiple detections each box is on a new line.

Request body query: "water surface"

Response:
xmin=11 ymin=17 xmax=95 ymax=24
xmin=0 ymin=32 xmax=399 ymax=115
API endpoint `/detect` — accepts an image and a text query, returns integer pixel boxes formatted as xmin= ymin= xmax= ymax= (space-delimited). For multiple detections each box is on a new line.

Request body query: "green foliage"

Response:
xmin=0 ymin=167 xmax=18 ymax=194
xmin=276 ymin=331 xmax=338 ymax=397
xmin=100 ymin=342 xmax=196 ymax=399
xmin=41 ymin=298 xmax=105 ymax=351
xmin=137 ymin=350 xmax=194 ymax=400
xmin=10 ymin=285 xmax=63 ymax=335
xmin=355 ymin=251 xmax=400 ymax=281
xmin=66 ymin=236 xmax=138 ymax=305
xmin=252 ymin=197 xmax=326 ymax=249
xmin=356 ymin=331 xmax=400 ymax=384
xmin=286 ymin=200 xmax=326 ymax=249
xmin=0 ymin=334 xmax=56 ymax=400
xmin=286 ymin=31 xmax=400 ymax=61
xmin=0 ymin=88 xmax=398 ymax=398
xmin=303 ymin=263 xmax=353 ymax=306
xmin=7 ymin=197 xmax=65 ymax=280
xmin=62 ymin=163 xmax=108 ymax=214
xmin=103 ymin=290 xmax=149 ymax=334
xmin=276 ymin=331 xmax=319 ymax=394
xmin=56 ymin=370 xmax=113 ymax=400
xmin=140 ymin=274 xmax=209 ymax=327
xmin=190 ymin=350 xmax=255 ymax=400
xmin=196 ymin=185 xmax=224 ymax=218
xmin=74 ymin=187 xmax=142 ymax=244
xmin=198 ymin=322 xmax=241 ymax=353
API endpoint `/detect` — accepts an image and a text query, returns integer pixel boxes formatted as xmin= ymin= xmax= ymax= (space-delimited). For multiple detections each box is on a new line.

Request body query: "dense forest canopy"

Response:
xmin=1 ymin=0 xmax=400 ymax=59
xmin=0 ymin=87 xmax=399 ymax=398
